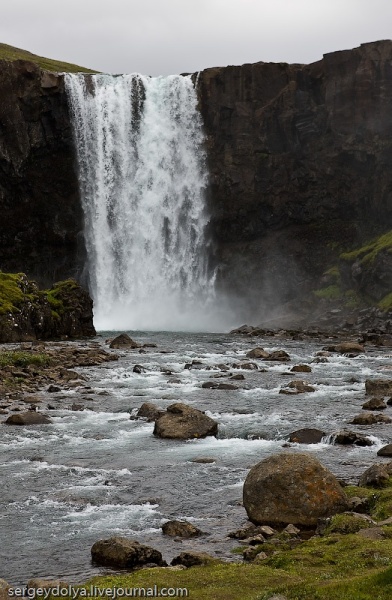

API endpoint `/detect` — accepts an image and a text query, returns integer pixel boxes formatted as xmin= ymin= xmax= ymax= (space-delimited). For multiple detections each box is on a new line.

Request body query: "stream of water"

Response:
xmin=1 ymin=332 xmax=391 ymax=584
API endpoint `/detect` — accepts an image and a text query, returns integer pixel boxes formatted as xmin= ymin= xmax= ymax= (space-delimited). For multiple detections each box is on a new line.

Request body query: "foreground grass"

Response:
xmin=0 ymin=350 xmax=51 ymax=368
xmin=42 ymin=481 xmax=392 ymax=599
xmin=0 ymin=42 xmax=96 ymax=72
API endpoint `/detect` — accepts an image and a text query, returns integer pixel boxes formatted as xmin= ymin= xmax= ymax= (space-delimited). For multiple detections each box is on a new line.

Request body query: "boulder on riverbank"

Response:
xmin=153 ymin=403 xmax=218 ymax=440
xmin=243 ymin=453 xmax=349 ymax=526
xmin=0 ymin=274 xmax=95 ymax=342
xmin=91 ymin=537 xmax=165 ymax=568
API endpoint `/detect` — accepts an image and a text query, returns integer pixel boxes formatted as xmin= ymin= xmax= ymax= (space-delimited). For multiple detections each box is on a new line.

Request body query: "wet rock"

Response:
xmin=184 ymin=360 xmax=204 ymax=370
xmin=365 ymin=379 xmax=392 ymax=395
xmin=312 ymin=357 xmax=329 ymax=363
xmin=236 ymin=362 xmax=258 ymax=370
xmin=279 ymin=380 xmax=316 ymax=394
xmin=71 ymin=403 xmax=84 ymax=411
xmin=291 ymin=364 xmax=312 ymax=373
xmin=351 ymin=412 xmax=392 ymax=425
xmin=243 ymin=453 xmax=349 ymax=526
xmin=109 ymin=334 xmax=140 ymax=349
xmin=171 ymin=551 xmax=216 ymax=567
xmin=246 ymin=348 xmax=269 ymax=359
xmin=5 ymin=411 xmax=52 ymax=425
xmin=325 ymin=342 xmax=365 ymax=355
xmin=333 ymin=429 xmax=374 ymax=446
xmin=136 ymin=402 xmax=165 ymax=422
xmin=47 ymin=385 xmax=61 ymax=393
xmin=201 ymin=381 xmax=238 ymax=390
xmin=288 ymin=428 xmax=325 ymax=444
xmin=191 ymin=457 xmax=216 ymax=463
xmin=362 ymin=397 xmax=387 ymax=410
xmin=263 ymin=350 xmax=290 ymax=362
xmin=162 ymin=520 xmax=202 ymax=538
xmin=153 ymin=402 xmax=218 ymax=440
xmin=358 ymin=464 xmax=391 ymax=487
xmin=230 ymin=373 xmax=245 ymax=380
xmin=91 ymin=536 xmax=165 ymax=568
xmin=133 ymin=364 xmax=146 ymax=374
xmin=377 ymin=444 xmax=392 ymax=457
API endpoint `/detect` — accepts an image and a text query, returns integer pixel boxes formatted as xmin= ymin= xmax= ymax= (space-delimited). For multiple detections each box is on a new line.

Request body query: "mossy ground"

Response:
xmin=0 ymin=350 xmax=51 ymax=368
xmin=0 ymin=272 xmax=79 ymax=318
xmin=46 ymin=483 xmax=392 ymax=600
xmin=0 ymin=42 xmax=96 ymax=73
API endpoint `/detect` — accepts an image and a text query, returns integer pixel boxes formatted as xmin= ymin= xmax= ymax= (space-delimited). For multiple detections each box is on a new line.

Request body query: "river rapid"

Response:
xmin=1 ymin=330 xmax=391 ymax=584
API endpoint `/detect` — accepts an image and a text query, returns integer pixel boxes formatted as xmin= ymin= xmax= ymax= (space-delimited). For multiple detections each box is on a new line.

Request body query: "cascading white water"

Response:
xmin=65 ymin=72 xmax=219 ymax=331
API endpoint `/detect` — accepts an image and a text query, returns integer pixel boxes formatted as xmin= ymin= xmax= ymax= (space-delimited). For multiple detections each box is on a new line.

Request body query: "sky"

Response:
xmin=1 ymin=0 xmax=392 ymax=75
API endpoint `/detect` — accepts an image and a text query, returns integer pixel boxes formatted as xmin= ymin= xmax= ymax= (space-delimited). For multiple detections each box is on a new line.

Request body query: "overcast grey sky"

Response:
xmin=2 ymin=0 xmax=392 ymax=75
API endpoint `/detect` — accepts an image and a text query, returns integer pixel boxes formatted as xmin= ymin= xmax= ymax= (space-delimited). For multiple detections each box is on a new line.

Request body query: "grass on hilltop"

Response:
xmin=0 ymin=42 xmax=97 ymax=73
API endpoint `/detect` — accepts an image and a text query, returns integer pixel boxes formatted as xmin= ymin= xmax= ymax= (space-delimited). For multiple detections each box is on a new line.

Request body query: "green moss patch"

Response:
xmin=340 ymin=230 xmax=392 ymax=265
xmin=0 ymin=42 xmax=96 ymax=73
xmin=313 ymin=284 xmax=342 ymax=300
xmin=0 ymin=350 xmax=51 ymax=368
xmin=0 ymin=272 xmax=33 ymax=314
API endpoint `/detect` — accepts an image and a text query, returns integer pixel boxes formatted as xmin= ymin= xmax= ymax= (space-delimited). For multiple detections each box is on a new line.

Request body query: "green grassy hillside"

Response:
xmin=0 ymin=42 xmax=97 ymax=72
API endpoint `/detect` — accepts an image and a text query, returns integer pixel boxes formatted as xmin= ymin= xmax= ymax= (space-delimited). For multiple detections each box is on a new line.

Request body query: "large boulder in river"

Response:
xmin=351 ymin=412 xmax=392 ymax=425
xmin=243 ymin=453 xmax=349 ymax=526
xmin=109 ymin=334 xmax=140 ymax=349
xmin=91 ymin=537 xmax=165 ymax=568
xmin=5 ymin=412 xmax=52 ymax=425
xmin=153 ymin=403 xmax=218 ymax=439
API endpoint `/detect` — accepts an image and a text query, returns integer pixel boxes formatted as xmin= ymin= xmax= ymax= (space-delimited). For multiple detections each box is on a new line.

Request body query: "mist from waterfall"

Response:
xmin=65 ymin=73 xmax=228 ymax=331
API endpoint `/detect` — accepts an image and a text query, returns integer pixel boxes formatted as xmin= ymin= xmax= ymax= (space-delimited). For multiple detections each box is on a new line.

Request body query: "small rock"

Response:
xmin=5 ymin=412 xmax=52 ymax=425
xmin=362 ymin=397 xmax=387 ymax=410
xmin=191 ymin=457 xmax=216 ymax=464
xmin=133 ymin=364 xmax=146 ymax=374
xmin=356 ymin=527 xmax=385 ymax=540
xmin=291 ymin=365 xmax=312 ymax=373
xmin=288 ymin=428 xmax=325 ymax=444
xmin=333 ymin=429 xmax=374 ymax=446
xmin=365 ymin=379 xmax=392 ymax=396
xmin=230 ymin=373 xmax=245 ymax=380
xmin=280 ymin=380 xmax=315 ymax=394
xmin=109 ymin=334 xmax=140 ymax=349
xmin=171 ymin=551 xmax=216 ymax=567
xmin=47 ymin=385 xmax=61 ymax=393
xmin=263 ymin=350 xmax=290 ymax=362
xmin=351 ymin=413 xmax=392 ymax=425
xmin=201 ymin=381 xmax=238 ymax=390
xmin=377 ymin=444 xmax=392 ymax=457
xmin=246 ymin=348 xmax=269 ymax=359
xmin=136 ymin=402 xmax=165 ymax=422
xmin=359 ymin=464 xmax=390 ymax=487
xmin=253 ymin=551 xmax=268 ymax=562
xmin=283 ymin=523 xmax=300 ymax=536
xmin=91 ymin=537 xmax=165 ymax=568
xmin=162 ymin=520 xmax=202 ymax=538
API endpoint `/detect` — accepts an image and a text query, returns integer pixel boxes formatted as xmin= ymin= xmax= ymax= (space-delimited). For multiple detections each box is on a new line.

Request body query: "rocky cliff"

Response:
xmin=0 ymin=60 xmax=83 ymax=285
xmin=198 ymin=40 xmax=392 ymax=319
xmin=0 ymin=42 xmax=392 ymax=323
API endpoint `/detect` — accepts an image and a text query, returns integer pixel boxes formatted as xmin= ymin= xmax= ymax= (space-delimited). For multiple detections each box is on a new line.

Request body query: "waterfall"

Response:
xmin=65 ymin=73 xmax=218 ymax=331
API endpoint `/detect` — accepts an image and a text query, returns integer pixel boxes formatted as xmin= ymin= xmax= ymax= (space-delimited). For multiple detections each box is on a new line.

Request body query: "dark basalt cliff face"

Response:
xmin=0 ymin=42 xmax=391 ymax=321
xmin=198 ymin=40 xmax=392 ymax=317
xmin=0 ymin=60 xmax=83 ymax=286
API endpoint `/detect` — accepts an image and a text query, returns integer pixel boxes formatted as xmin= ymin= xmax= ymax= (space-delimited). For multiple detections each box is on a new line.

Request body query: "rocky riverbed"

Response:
xmin=2 ymin=327 xmax=392 ymax=585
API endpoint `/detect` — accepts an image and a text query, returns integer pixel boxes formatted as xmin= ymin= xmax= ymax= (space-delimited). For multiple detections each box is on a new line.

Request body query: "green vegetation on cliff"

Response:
xmin=340 ymin=230 xmax=392 ymax=265
xmin=0 ymin=272 xmax=34 ymax=314
xmin=0 ymin=42 xmax=96 ymax=73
